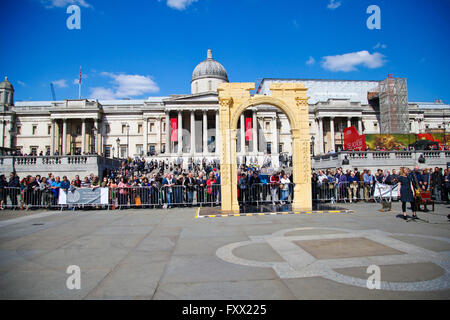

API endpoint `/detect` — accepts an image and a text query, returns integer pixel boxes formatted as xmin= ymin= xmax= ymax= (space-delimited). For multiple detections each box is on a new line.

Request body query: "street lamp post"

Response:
xmin=311 ymin=136 xmax=315 ymax=157
xmin=116 ymin=137 xmax=120 ymax=158
xmin=339 ymin=123 xmax=345 ymax=151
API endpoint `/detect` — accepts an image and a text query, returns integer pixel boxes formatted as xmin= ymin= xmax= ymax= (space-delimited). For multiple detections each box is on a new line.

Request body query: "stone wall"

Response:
xmin=0 ymin=155 xmax=122 ymax=180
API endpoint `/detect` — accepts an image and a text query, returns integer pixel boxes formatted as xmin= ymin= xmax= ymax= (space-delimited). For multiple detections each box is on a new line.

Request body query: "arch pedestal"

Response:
xmin=218 ymin=82 xmax=312 ymax=213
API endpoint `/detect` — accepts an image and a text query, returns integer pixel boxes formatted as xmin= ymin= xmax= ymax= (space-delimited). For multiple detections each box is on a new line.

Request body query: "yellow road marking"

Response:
xmin=195 ymin=207 xmax=200 ymax=219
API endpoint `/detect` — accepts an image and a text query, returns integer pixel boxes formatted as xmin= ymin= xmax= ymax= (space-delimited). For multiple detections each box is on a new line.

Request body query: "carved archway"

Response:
xmin=218 ymin=82 xmax=312 ymax=213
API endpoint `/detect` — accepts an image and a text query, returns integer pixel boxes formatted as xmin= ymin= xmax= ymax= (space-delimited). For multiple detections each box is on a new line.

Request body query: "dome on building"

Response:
xmin=0 ymin=77 xmax=14 ymax=90
xmin=191 ymin=49 xmax=228 ymax=83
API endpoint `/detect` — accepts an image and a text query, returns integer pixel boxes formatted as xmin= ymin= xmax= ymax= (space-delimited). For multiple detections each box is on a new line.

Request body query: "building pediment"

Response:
xmin=164 ymin=91 xmax=219 ymax=103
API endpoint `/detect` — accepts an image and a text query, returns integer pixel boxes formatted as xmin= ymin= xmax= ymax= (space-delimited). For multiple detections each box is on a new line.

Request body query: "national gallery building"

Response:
xmin=1 ymin=49 xmax=449 ymax=167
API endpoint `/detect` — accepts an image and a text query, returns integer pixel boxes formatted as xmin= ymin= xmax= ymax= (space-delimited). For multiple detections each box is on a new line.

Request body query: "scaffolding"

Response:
xmin=379 ymin=76 xmax=409 ymax=134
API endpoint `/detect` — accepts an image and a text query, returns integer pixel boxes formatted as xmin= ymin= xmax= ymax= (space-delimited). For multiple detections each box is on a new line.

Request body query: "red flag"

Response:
xmin=170 ymin=118 xmax=178 ymax=142
xmin=417 ymin=133 xmax=441 ymax=143
xmin=245 ymin=118 xmax=252 ymax=141
xmin=344 ymin=126 xmax=366 ymax=151
xmin=79 ymin=66 xmax=82 ymax=84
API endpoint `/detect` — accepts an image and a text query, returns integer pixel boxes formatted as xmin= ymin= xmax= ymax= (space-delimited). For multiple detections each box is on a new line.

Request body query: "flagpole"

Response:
xmin=78 ymin=66 xmax=82 ymax=99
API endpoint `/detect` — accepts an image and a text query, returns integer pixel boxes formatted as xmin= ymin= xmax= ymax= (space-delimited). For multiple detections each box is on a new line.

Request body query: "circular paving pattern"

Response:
xmin=216 ymin=227 xmax=450 ymax=291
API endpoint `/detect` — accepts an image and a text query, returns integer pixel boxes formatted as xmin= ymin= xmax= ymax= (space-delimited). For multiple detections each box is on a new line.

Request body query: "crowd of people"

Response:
xmin=312 ymin=166 xmax=450 ymax=204
xmin=0 ymin=154 xmax=449 ymax=211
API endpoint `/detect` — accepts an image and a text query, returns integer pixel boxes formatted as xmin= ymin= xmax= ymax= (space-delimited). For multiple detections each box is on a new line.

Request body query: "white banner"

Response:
xmin=59 ymin=188 xmax=109 ymax=205
xmin=373 ymin=183 xmax=398 ymax=199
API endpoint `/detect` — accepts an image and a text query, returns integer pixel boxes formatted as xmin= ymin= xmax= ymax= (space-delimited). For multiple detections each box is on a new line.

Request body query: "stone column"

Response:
xmin=252 ymin=109 xmax=258 ymax=154
xmin=177 ymin=111 xmax=183 ymax=155
xmin=1 ymin=121 xmax=4 ymax=148
xmin=81 ymin=119 xmax=86 ymax=154
xmin=272 ymin=116 xmax=279 ymax=166
xmin=62 ymin=119 xmax=67 ymax=155
xmin=330 ymin=117 xmax=335 ymax=152
xmin=143 ymin=117 xmax=148 ymax=156
xmin=358 ymin=118 xmax=363 ymax=134
xmin=97 ymin=119 xmax=102 ymax=155
xmin=347 ymin=117 xmax=351 ymax=128
xmin=156 ymin=116 xmax=161 ymax=154
xmin=165 ymin=112 xmax=170 ymax=155
xmin=240 ymin=113 xmax=245 ymax=154
xmin=203 ymin=111 xmax=208 ymax=154
xmin=215 ymin=110 xmax=220 ymax=155
xmin=318 ymin=117 xmax=324 ymax=154
xmin=50 ymin=119 xmax=55 ymax=155
xmin=190 ymin=110 xmax=195 ymax=155
xmin=8 ymin=121 xmax=13 ymax=149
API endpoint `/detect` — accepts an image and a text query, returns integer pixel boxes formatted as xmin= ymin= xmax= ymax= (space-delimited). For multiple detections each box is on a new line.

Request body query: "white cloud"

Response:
xmin=17 ymin=81 xmax=27 ymax=87
xmin=40 ymin=0 xmax=92 ymax=9
xmin=374 ymin=43 xmax=387 ymax=49
xmin=292 ymin=20 xmax=299 ymax=29
xmin=90 ymin=72 xmax=160 ymax=99
xmin=321 ymin=50 xmax=386 ymax=72
xmin=52 ymin=79 xmax=68 ymax=88
xmin=306 ymin=56 xmax=316 ymax=65
xmin=90 ymin=87 xmax=116 ymax=100
xmin=327 ymin=0 xmax=341 ymax=10
xmin=164 ymin=0 xmax=198 ymax=10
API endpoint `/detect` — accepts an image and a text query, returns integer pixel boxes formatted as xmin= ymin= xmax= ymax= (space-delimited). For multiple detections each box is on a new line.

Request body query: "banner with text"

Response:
xmin=59 ymin=188 xmax=109 ymax=205
xmin=373 ymin=183 xmax=398 ymax=199
xmin=246 ymin=117 xmax=252 ymax=141
xmin=344 ymin=126 xmax=367 ymax=150
xmin=171 ymin=118 xmax=178 ymax=142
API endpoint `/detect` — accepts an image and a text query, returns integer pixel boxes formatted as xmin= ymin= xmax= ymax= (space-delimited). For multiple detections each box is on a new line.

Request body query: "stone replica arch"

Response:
xmin=218 ymin=82 xmax=312 ymax=213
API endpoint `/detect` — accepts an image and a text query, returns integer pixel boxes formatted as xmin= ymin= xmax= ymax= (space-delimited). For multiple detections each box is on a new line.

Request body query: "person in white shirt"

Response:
xmin=280 ymin=173 xmax=291 ymax=204
xmin=317 ymin=170 xmax=328 ymax=185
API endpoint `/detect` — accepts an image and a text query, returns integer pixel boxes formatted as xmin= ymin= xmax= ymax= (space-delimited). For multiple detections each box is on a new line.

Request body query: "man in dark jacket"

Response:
xmin=431 ymin=167 xmax=443 ymax=201
xmin=184 ymin=172 xmax=196 ymax=207
xmin=8 ymin=172 xmax=20 ymax=208
xmin=0 ymin=174 xmax=8 ymax=209
xmin=249 ymin=171 xmax=261 ymax=205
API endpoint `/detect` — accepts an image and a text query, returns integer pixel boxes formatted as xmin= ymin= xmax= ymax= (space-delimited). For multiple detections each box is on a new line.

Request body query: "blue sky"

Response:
xmin=1 ymin=0 xmax=449 ymax=102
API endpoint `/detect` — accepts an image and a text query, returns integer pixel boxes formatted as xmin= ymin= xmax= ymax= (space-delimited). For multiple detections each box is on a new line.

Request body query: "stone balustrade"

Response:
xmin=0 ymin=155 xmax=123 ymax=179
xmin=312 ymin=151 xmax=450 ymax=171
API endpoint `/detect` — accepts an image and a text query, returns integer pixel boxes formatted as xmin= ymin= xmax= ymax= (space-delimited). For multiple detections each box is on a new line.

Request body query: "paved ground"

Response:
xmin=0 ymin=202 xmax=449 ymax=300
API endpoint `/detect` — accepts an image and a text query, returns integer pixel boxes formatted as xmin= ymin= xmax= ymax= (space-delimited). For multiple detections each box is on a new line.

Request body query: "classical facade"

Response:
xmin=1 ymin=49 xmax=449 ymax=168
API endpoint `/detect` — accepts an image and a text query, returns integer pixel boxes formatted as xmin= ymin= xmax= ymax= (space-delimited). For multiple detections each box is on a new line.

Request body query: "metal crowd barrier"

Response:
xmin=0 ymin=185 xmax=223 ymax=210
xmin=312 ymin=181 xmax=398 ymax=203
xmin=0 ymin=181 xmax=401 ymax=210
xmin=237 ymin=183 xmax=295 ymax=205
